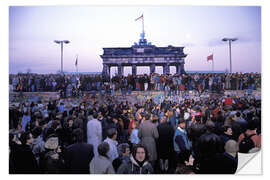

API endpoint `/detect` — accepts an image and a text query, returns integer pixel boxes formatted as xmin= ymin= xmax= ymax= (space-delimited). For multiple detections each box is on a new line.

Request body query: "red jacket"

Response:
xmin=224 ymin=98 xmax=233 ymax=106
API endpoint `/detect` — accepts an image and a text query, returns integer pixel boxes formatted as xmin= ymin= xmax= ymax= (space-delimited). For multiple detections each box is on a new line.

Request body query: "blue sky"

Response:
xmin=9 ymin=6 xmax=261 ymax=74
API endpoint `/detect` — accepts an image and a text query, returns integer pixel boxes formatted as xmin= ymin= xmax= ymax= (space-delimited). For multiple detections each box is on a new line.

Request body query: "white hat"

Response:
xmin=45 ymin=137 xmax=59 ymax=150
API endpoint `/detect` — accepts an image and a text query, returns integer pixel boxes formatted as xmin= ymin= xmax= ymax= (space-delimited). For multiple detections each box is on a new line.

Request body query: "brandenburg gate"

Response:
xmin=100 ymin=19 xmax=187 ymax=76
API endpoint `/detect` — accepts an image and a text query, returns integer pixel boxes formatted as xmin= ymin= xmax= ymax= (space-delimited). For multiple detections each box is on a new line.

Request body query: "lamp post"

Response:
xmin=222 ymin=38 xmax=237 ymax=73
xmin=54 ymin=40 xmax=70 ymax=74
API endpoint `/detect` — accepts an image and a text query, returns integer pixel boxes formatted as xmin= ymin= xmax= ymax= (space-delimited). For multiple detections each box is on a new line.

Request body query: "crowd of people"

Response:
xmin=10 ymin=73 xmax=261 ymax=97
xmin=9 ymin=74 xmax=261 ymax=174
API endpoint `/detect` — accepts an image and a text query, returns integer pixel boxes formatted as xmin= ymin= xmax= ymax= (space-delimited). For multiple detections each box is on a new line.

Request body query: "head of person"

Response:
xmin=194 ymin=115 xmax=202 ymax=123
xmin=160 ymin=116 xmax=167 ymax=124
xmin=224 ymin=140 xmax=239 ymax=157
xmin=132 ymin=144 xmax=149 ymax=163
xmin=117 ymin=143 xmax=130 ymax=157
xmin=112 ymin=116 xmax=118 ymax=124
xmin=107 ymin=128 xmax=117 ymax=140
xmin=39 ymin=119 xmax=47 ymax=129
xmin=44 ymin=134 xmax=59 ymax=151
xmin=205 ymin=120 xmax=216 ymax=133
xmin=72 ymin=128 xmax=83 ymax=143
xmin=67 ymin=118 xmax=73 ymax=127
xmin=223 ymin=126 xmax=233 ymax=136
xmin=144 ymin=114 xmax=151 ymax=121
xmin=98 ymin=142 xmax=110 ymax=158
xmin=247 ymin=120 xmax=257 ymax=131
xmin=32 ymin=126 xmax=43 ymax=139
xmin=132 ymin=121 xmax=139 ymax=129
xmin=229 ymin=113 xmax=237 ymax=121
xmin=19 ymin=131 xmax=34 ymax=145
xmin=177 ymin=118 xmax=186 ymax=129
xmin=51 ymin=120 xmax=60 ymax=130
xmin=93 ymin=112 xmax=98 ymax=119
xmin=139 ymin=107 xmax=143 ymax=113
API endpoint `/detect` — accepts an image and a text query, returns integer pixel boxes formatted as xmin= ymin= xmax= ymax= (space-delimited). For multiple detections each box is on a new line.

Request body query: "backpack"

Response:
xmin=239 ymin=133 xmax=256 ymax=153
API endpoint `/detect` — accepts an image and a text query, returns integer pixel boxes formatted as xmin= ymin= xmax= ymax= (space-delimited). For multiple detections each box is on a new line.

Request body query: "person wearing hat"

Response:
xmin=173 ymin=118 xmax=191 ymax=169
xmin=40 ymin=135 xmax=64 ymax=173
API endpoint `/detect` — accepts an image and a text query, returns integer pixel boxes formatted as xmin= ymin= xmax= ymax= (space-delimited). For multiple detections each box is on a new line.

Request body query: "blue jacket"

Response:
xmin=173 ymin=127 xmax=191 ymax=153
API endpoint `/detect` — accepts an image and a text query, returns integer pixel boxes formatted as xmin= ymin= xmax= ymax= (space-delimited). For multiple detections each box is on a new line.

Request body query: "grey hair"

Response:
xmin=224 ymin=140 xmax=239 ymax=153
xmin=117 ymin=143 xmax=130 ymax=156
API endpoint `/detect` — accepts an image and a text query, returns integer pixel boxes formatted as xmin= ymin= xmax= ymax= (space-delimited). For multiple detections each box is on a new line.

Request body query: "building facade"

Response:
xmin=100 ymin=33 xmax=187 ymax=76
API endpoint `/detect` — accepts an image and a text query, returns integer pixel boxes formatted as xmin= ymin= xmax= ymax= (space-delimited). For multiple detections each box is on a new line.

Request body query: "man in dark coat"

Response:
xmin=157 ymin=116 xmax=175 ymax=172
xmin=11 ymin=132 xmax=39 ymax=174
xmin=217 ymin=140 xmax=238 ymax=174
xmin=64 ymin=128 xmax=94 ymax=174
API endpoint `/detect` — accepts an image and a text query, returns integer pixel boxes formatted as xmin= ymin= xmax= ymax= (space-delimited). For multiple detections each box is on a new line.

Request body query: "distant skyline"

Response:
xmin=9 ymin=6 xmax=261 ymax=75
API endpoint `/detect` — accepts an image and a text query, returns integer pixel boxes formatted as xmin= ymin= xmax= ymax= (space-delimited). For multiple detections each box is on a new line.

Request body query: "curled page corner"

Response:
xmin=236 ymin=150 xmax=262 ymax=174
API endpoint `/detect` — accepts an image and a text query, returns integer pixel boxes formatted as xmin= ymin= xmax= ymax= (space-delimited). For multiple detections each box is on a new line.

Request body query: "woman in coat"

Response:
xmin=138 ymin=114 xmax=159 ymax=166
xmin=117 ymin=145 xmax=154 ymax=174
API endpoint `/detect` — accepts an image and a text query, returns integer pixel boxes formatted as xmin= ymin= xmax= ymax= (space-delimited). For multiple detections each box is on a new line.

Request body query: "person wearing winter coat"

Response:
xmin=138 ymin=114 xmax=159 ymax=166
xmin=11 ymin=131 xmax=39 ymax=174
xmin=157 ymin=116 xmax=175 ymax=172
xmin=117 ymin=145 xmax=154 ymax=174
xmin=87 ymin=113 xmax=102 ymax=156
xmin=89 ymin=142 xmax=115 ymax=174
xmin=40 ymin=135 xmax=65 ymax=174
xmin=112 ymin=143 xmax=130 ymax=172
xmin=64 ymin=128 xmax=94 ymax=174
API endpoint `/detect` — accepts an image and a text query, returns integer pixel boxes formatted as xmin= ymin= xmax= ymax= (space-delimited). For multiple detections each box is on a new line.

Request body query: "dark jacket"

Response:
xmin=157 ymin=122 xmax=175 ymax=159
xmin=112 ymin=156 xmax=130 ymax=172
xmin=64 ymin=142 xmax=94 ymax=174
xmin=11 ymin=144 xmax=39 ymax=174
xmin=195 ymin=132 xmax=224 ymax=174
xmin=217 ymin=152 xmax=238 ymax=174
xmin=117 ymin=156 xmax=154 ymax=174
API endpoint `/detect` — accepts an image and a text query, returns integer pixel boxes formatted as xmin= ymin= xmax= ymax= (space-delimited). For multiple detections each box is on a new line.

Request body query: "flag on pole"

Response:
xmin=207 ymin=54 xmax=213 ymax=61
xmin=135 ymin=14 xmax=143 ymax=21
xmin=75 ymin=55 xmax=78 ymax=66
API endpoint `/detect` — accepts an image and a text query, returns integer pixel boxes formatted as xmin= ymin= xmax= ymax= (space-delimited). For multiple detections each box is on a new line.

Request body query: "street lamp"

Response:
xmin=222 ymin=38 xmax=237 ymax=73
xmin=54 ymin=40 xmax=70 ymax=74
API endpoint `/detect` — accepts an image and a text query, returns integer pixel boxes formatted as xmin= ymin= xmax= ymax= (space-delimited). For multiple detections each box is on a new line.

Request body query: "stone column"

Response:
xmin=132 ymin=64 xmax=137 ymax=76
xmin=150 ymin=64 xmax=155 ymax=74
xmin=163 ymin=64 xmax=170 ymax=74
xmin=176 ymin=64 xmax=182 ymax=74
xmin=102 ymin=64 xmax=108 ymax=76
xmin=108 ymin=66 xmax=111 ymax=76
xmin=180 ymin=63 xmax=185 ymax=74
xmin=167 ymin=64 xmax=170 ymax=74
xmin=163 ymin=64 xmax=166 ymax=74
xmin=118 ymin=64 xmax=123 ymax=76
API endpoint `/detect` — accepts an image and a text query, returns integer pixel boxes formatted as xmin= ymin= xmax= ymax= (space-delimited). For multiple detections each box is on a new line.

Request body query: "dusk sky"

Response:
xmin=9 ymin=6 xmax=261 ymax=75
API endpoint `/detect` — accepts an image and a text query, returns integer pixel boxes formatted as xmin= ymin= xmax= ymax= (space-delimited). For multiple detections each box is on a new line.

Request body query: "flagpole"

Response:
xmin=142 ymin=14 xmax=144 ymax=34
xmin=212 ymin=59 xmax=214 ymax=72
xmin=76 ymin=54 xmax=78 ymax=75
